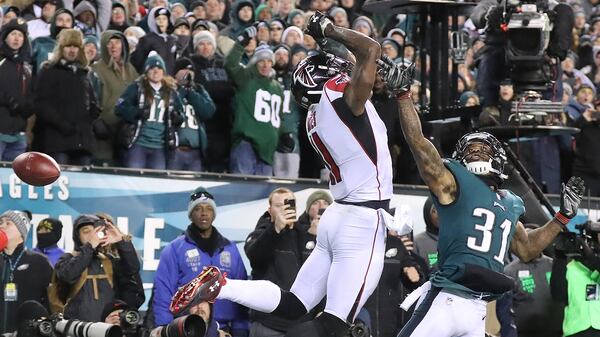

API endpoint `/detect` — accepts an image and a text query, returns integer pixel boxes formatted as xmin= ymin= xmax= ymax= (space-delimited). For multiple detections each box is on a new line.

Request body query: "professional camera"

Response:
xmin=29 ymin=314 xmax=123 ymax=337
xmin=118 ymin=310 xmax=143 ymax=337
xmin=150 ymin=315 xmax=206 ymax=337
xmin=555 ymin=221 xmax=600 ymax=257
xmin=503 ymin=0 xmax=554 ymax=93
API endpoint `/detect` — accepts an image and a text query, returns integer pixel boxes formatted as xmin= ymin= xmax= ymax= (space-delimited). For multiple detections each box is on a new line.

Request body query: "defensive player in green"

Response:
xmin=225 ymin=25 xmax=284 ymax=176
xmin=375 ymin=56 xmax=587 ymax=337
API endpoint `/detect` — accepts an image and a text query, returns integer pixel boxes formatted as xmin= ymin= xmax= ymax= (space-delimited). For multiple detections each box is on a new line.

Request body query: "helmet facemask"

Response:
xmin=452 ymin=132 xmax=508 ymax=185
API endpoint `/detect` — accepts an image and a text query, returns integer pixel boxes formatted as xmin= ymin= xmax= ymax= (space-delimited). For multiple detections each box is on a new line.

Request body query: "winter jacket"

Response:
xmin=153 ymin=227 xmax=248 ymax=334
xmin=115 ymin=77 xmax=184 ymax=149
xmin=91 ymin=30 xmax=138 ymax=161
xmin=33 ymin=245 xmax=65 ymax=267
xmin=573 ymin=117 xmax=600 ymax=176
xmin=413 ymin=231 xmax=439 ymax=272
xmin=176 ymin=85 xmax=215 ymax=152
xmin=244 ymin=212 xmax=316 ymax=332
xmin=220 ymin=0 xmax=255 ymax=39
xmin=0 ymin=244 xmax=53 ymax=334
xmin=33 ymin=59 xmax=100 ymax=154
xmin=130 ymin=7 xmax=177 ymax=74
xmin=54 ymin=240 xmax=144 ymax=321
xmin=191 ymin=53 xmax=235 ymax=170
xmin=0 ymin=35 xmax=34 ymax=136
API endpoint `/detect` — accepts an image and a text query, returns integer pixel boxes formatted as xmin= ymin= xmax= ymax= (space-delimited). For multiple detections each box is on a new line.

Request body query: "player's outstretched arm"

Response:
xmin=305 ymin=12 xmax=380 ymax=116
xmin=378 ymin=57 xmax=457 ymax=204
xmin=511 ymin=177 xmax=585 ymax=262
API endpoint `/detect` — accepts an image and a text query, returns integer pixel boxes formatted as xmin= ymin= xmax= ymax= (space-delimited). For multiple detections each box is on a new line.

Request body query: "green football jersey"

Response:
xmin=430 ymin=159 xmax=525 ymax=298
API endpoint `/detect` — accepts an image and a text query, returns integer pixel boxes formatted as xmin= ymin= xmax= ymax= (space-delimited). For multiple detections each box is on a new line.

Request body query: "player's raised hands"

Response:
xmin=305 ymin=11 xmax=333 ymax=40
xmin=558 ymin=176 xmax=585 ymax=221
xmin=376 ymin=55 xmax=415 ymax=97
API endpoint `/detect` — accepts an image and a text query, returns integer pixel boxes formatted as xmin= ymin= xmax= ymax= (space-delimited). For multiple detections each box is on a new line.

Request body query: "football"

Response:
xmin=12 ymin=152 xmax=61 ymax=186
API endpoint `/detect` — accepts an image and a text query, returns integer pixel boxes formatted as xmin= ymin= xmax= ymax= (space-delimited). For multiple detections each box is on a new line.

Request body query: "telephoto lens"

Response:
xmin=55 ymin=320 xmax=123 ymax=337
xmin=156 ymin=315 xmax=207 ymax=337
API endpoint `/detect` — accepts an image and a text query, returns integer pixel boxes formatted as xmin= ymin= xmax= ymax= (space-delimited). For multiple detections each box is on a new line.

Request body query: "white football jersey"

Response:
xmin=306 ymin=74 xmax=393 ymax=202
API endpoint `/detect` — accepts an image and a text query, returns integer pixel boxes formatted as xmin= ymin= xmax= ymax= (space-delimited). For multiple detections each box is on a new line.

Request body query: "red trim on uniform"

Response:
xmin=325 ymin=74 xmax=349 ymax=92
xmin=347 ymin=215 xmax=380 ymax=322
xmin=324 ymin=88 xmax=383 ymax=199
xmin=311 ymin=132 xmax=342 ymax=184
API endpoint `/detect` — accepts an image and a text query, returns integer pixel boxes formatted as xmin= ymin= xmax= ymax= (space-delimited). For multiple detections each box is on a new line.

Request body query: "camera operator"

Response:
xmin=1 ymin=211 xmax=53 ymax=334
xmin=572 ymin=101 xmax=600 ymax=196
xmin=471 ymin=0 xmax=574 ymax=107
xmin=50 ymin=214 xmax=144 ymax=322
xmin=550 ymin=227 xmax=600 ymax=337
xmin=244 ymin=188 xmax=323 ymax=337
xmin=168 ymin=57 xmax=216 ymax=171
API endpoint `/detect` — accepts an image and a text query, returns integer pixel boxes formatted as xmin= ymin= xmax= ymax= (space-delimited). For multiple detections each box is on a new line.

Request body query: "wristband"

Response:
xmin=396 ymin=91 xmax=412 ymax=100
xmin=554 ymin=211 xmax=570 ymax=226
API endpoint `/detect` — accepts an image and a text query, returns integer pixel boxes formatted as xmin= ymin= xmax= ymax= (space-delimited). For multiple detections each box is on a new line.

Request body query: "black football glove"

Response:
xmin=237 ymin=25 xmax=257 ymax=47
xmin=376 ymin=55 xmax=415 ymax=97
xmin=559 ymin=176 xmax=585 ymax=219
xmin=305 ymin=11 xmax=333 ymax=40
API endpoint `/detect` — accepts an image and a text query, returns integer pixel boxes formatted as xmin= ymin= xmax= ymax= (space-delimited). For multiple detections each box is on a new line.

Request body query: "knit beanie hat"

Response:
xmin=144 ymin=50 xmax=166 ymax=72
xmin=0 ymin=210 xmax=29 ymax=241
xmin=174 ymin=56 xmax=195 ymax=73
xmin=189 ymin=0 xmax=206 ymax=12
xmin=193 ymin=30 xmax=216 ymax=51
xmin=36 ymin=218 xmax=63 ymax=248
xmin=387 ymin=28 xmax=406 ymax=39
xmin=249 ymin=42 xmax=274 ymax=65
xmin=329 ymin=6 xmax=346 ymax=18
xmin=174 ymin=17 xmax=190 ymax=30
xmin=72 ymin=214 xmax=100 ymax=248
xmin=84 ymin=34 xmax=99 ymax=49
xmin=459 ymin=91 xmax=478 ymax=106
xmin=286 ymin=9 xmax=304 ymax=26
xmin=281 ymin=25 xmax=303 ymax=45
xmin=188 ymin=186 xmax=217 ymax=219
xmin=124 ymin=26 xmax=146 ymax=39
xmin=305 ymin=190 xmax=333 ymax=212
xmin=2 ymin=18 xmax=28 ymax=38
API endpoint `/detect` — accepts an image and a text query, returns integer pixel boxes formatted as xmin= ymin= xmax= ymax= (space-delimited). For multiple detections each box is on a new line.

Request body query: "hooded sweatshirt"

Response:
xmin=220 ymin=0 xmax=255 ymax=39
xmin=130 ymin=7 xmax=176 ymax=74
xmin=0 ymin=19 xmax=34 ymax=138
xmin=91 ymin=30 xmax=138 ymax=161
xmin=70 ymin=0 xmax=110 ymax=36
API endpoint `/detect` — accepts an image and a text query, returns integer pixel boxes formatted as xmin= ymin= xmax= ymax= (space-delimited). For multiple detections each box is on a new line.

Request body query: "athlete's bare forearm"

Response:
xmin=324 ymin=25 xmax=379 ymax=63
xmin=397 ymin=97 xmax=448 ymax=187
xmin=511 ymin=220 xmax=563 ymax=262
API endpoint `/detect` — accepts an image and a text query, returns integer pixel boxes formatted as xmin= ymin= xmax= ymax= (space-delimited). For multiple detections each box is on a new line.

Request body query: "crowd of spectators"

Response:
xmin=0 ymin=0 xmax=598 ymax=195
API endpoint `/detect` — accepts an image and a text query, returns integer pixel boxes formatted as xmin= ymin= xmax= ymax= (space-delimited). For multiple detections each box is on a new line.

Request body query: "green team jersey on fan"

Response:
xmin=225 ymin=44 xmax=284 ymax=165
xmin=430 ymin=159 xmax=525 ymax=298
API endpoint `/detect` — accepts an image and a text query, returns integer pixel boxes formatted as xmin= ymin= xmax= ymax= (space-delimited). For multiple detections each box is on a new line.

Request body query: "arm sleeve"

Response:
xmin=129 ymin=38 xmax=149 ymax=74
xmin=54 ymin=245 xmax=96 ymax=284
xmin=152 ymin=245 xmax=179 ymax=326
xmin=187 ymin=86 xmax=216 ymax=121
xmin=224 ymin=43 xmax=252 ymax=86
xmin=243 ymin=217 xmax=278 ymax=270
xmin=115 ymin=240 xmax=141 ymax=274
xmin=550 ymin=257 xmax=569 ymax=303
xmin=546 ymin=3 xmax=574 ymax=60
xmin=115 ymin=83 xmax=142 ymax=123
xmin=230 ymin=247 xmax=249 ymax=336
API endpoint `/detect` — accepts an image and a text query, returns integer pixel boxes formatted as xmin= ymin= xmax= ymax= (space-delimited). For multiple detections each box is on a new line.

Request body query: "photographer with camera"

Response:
xmin=50 ymin=214 xmax=144 ymax=322
xmin=1 ymin=211 xmax=53 ymax=334
xmin=471 ymin=0 xmax=574 ymax=107
xmin=244 ymin=188 xmax=323 ymax=337
xmin=550 ymin=223 xmax=600 ymax=337
xmin=571 ymin=98 xmax=600 ymax=197
xmin=167 ymin=57 xmax=216 ymax=171
xmin=296 ymin=190 xmax=333 ymax=263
